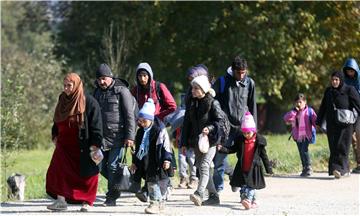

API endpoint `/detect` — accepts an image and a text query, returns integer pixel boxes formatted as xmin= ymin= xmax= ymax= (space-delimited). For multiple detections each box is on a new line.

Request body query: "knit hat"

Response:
xmin=96 ymin=63 xmax=113 ymax=78
xmin=187 ymin=64 xmax=209 ymax=79
xmin=241 ymin=111 xmax=256 ymax=132
xmin=138 ymin=98 xmax=156 ymax=121
xmin=191 ymin=75 xmax=216 ymax=97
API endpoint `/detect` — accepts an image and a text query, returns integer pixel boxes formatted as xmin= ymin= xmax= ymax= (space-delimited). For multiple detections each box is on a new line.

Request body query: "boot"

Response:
xmin=202 ymin=193 xmax=220 ymax=206
xmin=189 ymin=191 xmax=203 ymax=206
xmin=145 ymin=201 xmax=160 ymax=214
xmin=187 ymin=179 xmax=198 ymax=189
xmin=178 ymin=177 xmax=188 ymax=189
xmin=136 ymin=187 xmax=148 ymax=203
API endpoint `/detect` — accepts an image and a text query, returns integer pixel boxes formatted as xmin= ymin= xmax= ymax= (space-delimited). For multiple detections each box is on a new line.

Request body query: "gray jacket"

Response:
xmin=213 ymin=67 xmax=257 ymax=134
xmin=94 ymin=78 xmax=136 ymax=148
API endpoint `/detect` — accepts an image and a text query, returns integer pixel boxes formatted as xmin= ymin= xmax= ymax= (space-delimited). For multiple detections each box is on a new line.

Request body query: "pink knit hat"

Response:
xmin=241 ymin=111 xmax=256 ymax=132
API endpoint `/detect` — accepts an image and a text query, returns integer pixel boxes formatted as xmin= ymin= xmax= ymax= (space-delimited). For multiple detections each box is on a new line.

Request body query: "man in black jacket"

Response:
xmin=93 ymin=63 xmax=137 ymax=206
xmin=212 ymin=56 xmax=257 ymax=192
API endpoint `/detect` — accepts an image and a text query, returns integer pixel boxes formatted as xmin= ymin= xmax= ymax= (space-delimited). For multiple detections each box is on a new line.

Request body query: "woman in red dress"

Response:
xmin=46 ymin=73 xmax=103 ymax=212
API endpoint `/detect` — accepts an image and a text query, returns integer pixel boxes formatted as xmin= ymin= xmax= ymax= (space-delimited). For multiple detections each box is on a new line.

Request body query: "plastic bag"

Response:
xmin=198 ymin=133 xmax=209 ymax=153
xmin=89 ymin=147 xmax=104 ymax=165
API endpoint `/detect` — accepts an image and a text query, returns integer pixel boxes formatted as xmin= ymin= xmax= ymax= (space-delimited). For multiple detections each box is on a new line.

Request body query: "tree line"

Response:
xmin=1 ymin=1 xmax=359 ymax=151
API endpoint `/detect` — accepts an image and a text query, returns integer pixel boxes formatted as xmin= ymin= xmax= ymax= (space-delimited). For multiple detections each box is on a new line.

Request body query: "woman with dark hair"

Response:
xmin=46 ymin=73 xmax=103 ymax=211
xmin=316 ymin=71 xmax=360 ymax=178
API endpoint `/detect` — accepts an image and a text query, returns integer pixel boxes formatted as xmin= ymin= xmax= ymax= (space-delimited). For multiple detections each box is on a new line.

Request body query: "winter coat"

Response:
xmin=181 ymin=93 xmax=226 ymax=149
xmin=316 ymin=83 xmax=360 ymax=175
xmin=213 ymin=67 xmax=257 ymax=135
xmin=343 ymin=58 xmax=360 ymax=95
xmin=132 ymin=118 xmax=173 ymax=182
xmin=218 ymin=134 xmax=272 ymax=189
xmin=93 ymin=78 xmax=136 ymax=148
xmin=283 ymin=106 xmax=317 ymax=142
xmin=131 ymin=63 xmax=177 ymax=121
xmin=52 ymin=94 xmax=103 ymax=177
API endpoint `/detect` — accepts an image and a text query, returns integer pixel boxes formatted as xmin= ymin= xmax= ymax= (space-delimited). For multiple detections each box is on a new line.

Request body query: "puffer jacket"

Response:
xmin=181 ymin=93 xmax=224 ymax=149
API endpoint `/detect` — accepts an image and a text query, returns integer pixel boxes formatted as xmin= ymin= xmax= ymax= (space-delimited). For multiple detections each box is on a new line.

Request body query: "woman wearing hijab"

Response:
xmin=316 ymin=71 xmax=360 ymax=178
xmin=46 ymin=73 xmax=103 ymax=211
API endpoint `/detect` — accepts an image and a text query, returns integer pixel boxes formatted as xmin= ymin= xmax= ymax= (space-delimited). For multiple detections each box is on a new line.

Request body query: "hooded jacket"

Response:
xmin=213 ymin=66 xmax=257 ymax=134
xmin=343 ymin=58 xmax=360 ymax=95
xmin=131 ymin=63 xmax=177 ymax=121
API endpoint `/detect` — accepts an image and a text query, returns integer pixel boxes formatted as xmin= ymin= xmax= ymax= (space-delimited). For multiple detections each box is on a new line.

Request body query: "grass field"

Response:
xmin=1 ymin=133 xmax=355 ymax=201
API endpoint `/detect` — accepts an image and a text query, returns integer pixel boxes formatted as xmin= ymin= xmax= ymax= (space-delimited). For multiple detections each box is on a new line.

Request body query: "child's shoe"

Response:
xmin=251 ymin=200 xmax=258 ymax=209
xmin=241 ymin=199 xmax=251 ymax=210
xmin=145 ymin=201 xmax=160 ymax=214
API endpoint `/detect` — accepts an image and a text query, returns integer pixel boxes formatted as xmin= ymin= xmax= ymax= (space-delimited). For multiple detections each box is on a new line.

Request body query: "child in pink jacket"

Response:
xmin=284 ymin=93 xmax=317 ymax=177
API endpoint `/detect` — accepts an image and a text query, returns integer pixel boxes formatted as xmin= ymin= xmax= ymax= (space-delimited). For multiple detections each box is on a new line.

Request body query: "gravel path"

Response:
xmin=1 ymin=172 xmax=359 ymax=215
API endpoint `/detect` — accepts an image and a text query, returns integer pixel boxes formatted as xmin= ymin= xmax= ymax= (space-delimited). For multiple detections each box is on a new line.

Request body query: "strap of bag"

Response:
xmin=120 ymin=147 xmax=128 ymax=164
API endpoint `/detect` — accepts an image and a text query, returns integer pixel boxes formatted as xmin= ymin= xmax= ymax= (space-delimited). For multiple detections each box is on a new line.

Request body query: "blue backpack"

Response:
xmin=308 ymin=107 xmax=316 ymax=144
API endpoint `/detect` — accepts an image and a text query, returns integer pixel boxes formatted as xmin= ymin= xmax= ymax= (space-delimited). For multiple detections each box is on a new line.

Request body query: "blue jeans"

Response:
xmin=178 ymin=147 xmax=197 ymax=180
xmin=213 ymin=132 xmax=236 ymax=191
xmin=147 ymin=178 xmax=169 ymax=202
xmin=100 ymin=146 xmax=126 ymax=200
xmin=296 ymin=140 xmax=311 ymax=169
xmin=240 ymin=185 xmax=256 ymax=202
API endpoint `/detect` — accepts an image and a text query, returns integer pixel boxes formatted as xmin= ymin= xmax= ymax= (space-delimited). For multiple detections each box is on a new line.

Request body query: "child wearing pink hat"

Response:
xmin=217 ymin=111 xmax=273 ymax=210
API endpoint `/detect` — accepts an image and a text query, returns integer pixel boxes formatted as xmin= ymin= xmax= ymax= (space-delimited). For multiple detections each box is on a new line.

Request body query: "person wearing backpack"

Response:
xmin=283 ymin=93 xmax=317 ymax=177
xmin=342 ymin=58 xmax=360 ymax=174
xmin=212 ymin=56 xmax=257 ymax=193
xmin=93 ymin=63 xmax=137 ymax=206
xmin=131 ymin=62 xmax=177 ymax=202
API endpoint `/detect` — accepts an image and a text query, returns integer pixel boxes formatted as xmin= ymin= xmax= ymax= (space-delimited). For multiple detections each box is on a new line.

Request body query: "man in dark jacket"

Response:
xmin=343 ymin=58 xmax=360 ymax=173
xmin=212 ymin=56 xmax=257 ymax=192
xmin=93 ymin=63 xmax=136 ymax=206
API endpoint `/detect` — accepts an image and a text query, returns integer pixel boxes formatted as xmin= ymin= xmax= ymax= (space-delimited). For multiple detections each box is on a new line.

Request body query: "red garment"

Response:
xmin=131 ymin=80 xmax=177 ymax=121
xmin=46 ymin=119 xmax=98 ymax=205
xmin=242 ymin=134 xmax=257 ymax=172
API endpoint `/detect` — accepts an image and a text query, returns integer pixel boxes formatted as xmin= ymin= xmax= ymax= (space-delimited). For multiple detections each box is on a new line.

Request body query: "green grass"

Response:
xmin=1 ymin=134 xmax=355 ymax=201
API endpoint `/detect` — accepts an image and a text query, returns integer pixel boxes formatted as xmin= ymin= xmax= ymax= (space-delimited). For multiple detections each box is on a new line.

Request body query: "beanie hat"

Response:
xmin=138 ymin=98 xmax=156 ymax=121
xmin=241 ymin=111 xmax=256 ymax=132
xmin=191 ymin=75 xmax=211 ymax=93
xmin=96 ymin=63 xmax=113 ymax=78
xmin=187 ymin=64 xmax=209 ymax=79
xmin=191 ymin=75 xmax=216 ymax=97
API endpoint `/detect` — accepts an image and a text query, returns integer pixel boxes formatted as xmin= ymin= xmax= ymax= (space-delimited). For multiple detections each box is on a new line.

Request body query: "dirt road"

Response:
xmin=1 ymin=172 xmax=359 ymax=215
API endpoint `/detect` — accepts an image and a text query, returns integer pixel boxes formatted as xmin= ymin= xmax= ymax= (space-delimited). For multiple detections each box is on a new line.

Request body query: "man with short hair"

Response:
xmin=93 ymin=63 xmax=136 ymax=206
xmin=212 ymin=56 xmax=257 ymax=192
xmin=343 ymin=57 xmax=360 ymax=174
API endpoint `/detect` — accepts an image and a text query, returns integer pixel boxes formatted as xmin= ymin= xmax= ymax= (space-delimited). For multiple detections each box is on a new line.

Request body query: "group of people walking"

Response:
xmin=44 ymin=55 xmax=360 ymax=214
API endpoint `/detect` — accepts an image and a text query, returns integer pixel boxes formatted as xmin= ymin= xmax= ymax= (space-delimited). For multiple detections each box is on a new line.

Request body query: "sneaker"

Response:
xmin=190 ymin=191 xmax=202 ymax=206
xmin=202 ymin=193 xmax=220 ymax=206
xmin=178 ymin=177 xmax=188 ymax=189
xmin=80 ymin=203 xmax=89 ymax=212
xmin=187 ymin=179 xmax=198 ymax=189
xmin=300 ymin=166 xmax=312 ymax=177
xmin=241 ymin=199 xmax=251 ymax=210
xmin=102 ymin=198 xmax=116 ymax=207
xmin=333 ymin=170 xmax=341 ymax=179
xmin=159 ymin=201 xmax=165 ymax=212
xmin=47 ymin=199 xmax=68 ymax=211
xmin=136 ymin=191 xmax=148 ymax=203
xmin=145 ymin=201 xmax=160 ymax=214
xmin=352 ymin=166 xmax=360 ymax=174
xmin=251 ymin=201 xmax=258 ymax=209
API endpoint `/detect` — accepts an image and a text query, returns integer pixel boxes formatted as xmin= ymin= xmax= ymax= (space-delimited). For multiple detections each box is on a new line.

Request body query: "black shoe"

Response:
xmin=352 ymin=166 xmax=360 ymax=174
xmin=128 ymin=181 xmax=141 ymax=193
xmin=300 ymin=166 xmax=312 ymax=177
xmin=202 ymin=193 xmax=220 ymax=206
xmin=135 ymin=191 xmax=148 ymax=202
xmin=102 ymin=198 xmax=116 ymax=207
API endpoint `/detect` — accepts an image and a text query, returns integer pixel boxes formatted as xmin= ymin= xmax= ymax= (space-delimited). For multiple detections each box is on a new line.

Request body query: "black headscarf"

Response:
xmin=331 ymin=70 xmax=344 ymax=89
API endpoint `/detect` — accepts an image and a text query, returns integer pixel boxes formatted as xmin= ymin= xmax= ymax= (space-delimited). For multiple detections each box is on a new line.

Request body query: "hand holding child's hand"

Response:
xmin=163 ymin=161 xmax=171 ymax=170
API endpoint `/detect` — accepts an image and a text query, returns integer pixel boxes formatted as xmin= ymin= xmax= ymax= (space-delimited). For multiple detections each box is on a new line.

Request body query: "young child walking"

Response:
xmin=284 ymin=93 xmax=317 ymax=177
xmin=217 ymin=112 xmax=273 ymax=210
xmin=130 ymin=99 xmax=173 ymax=214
